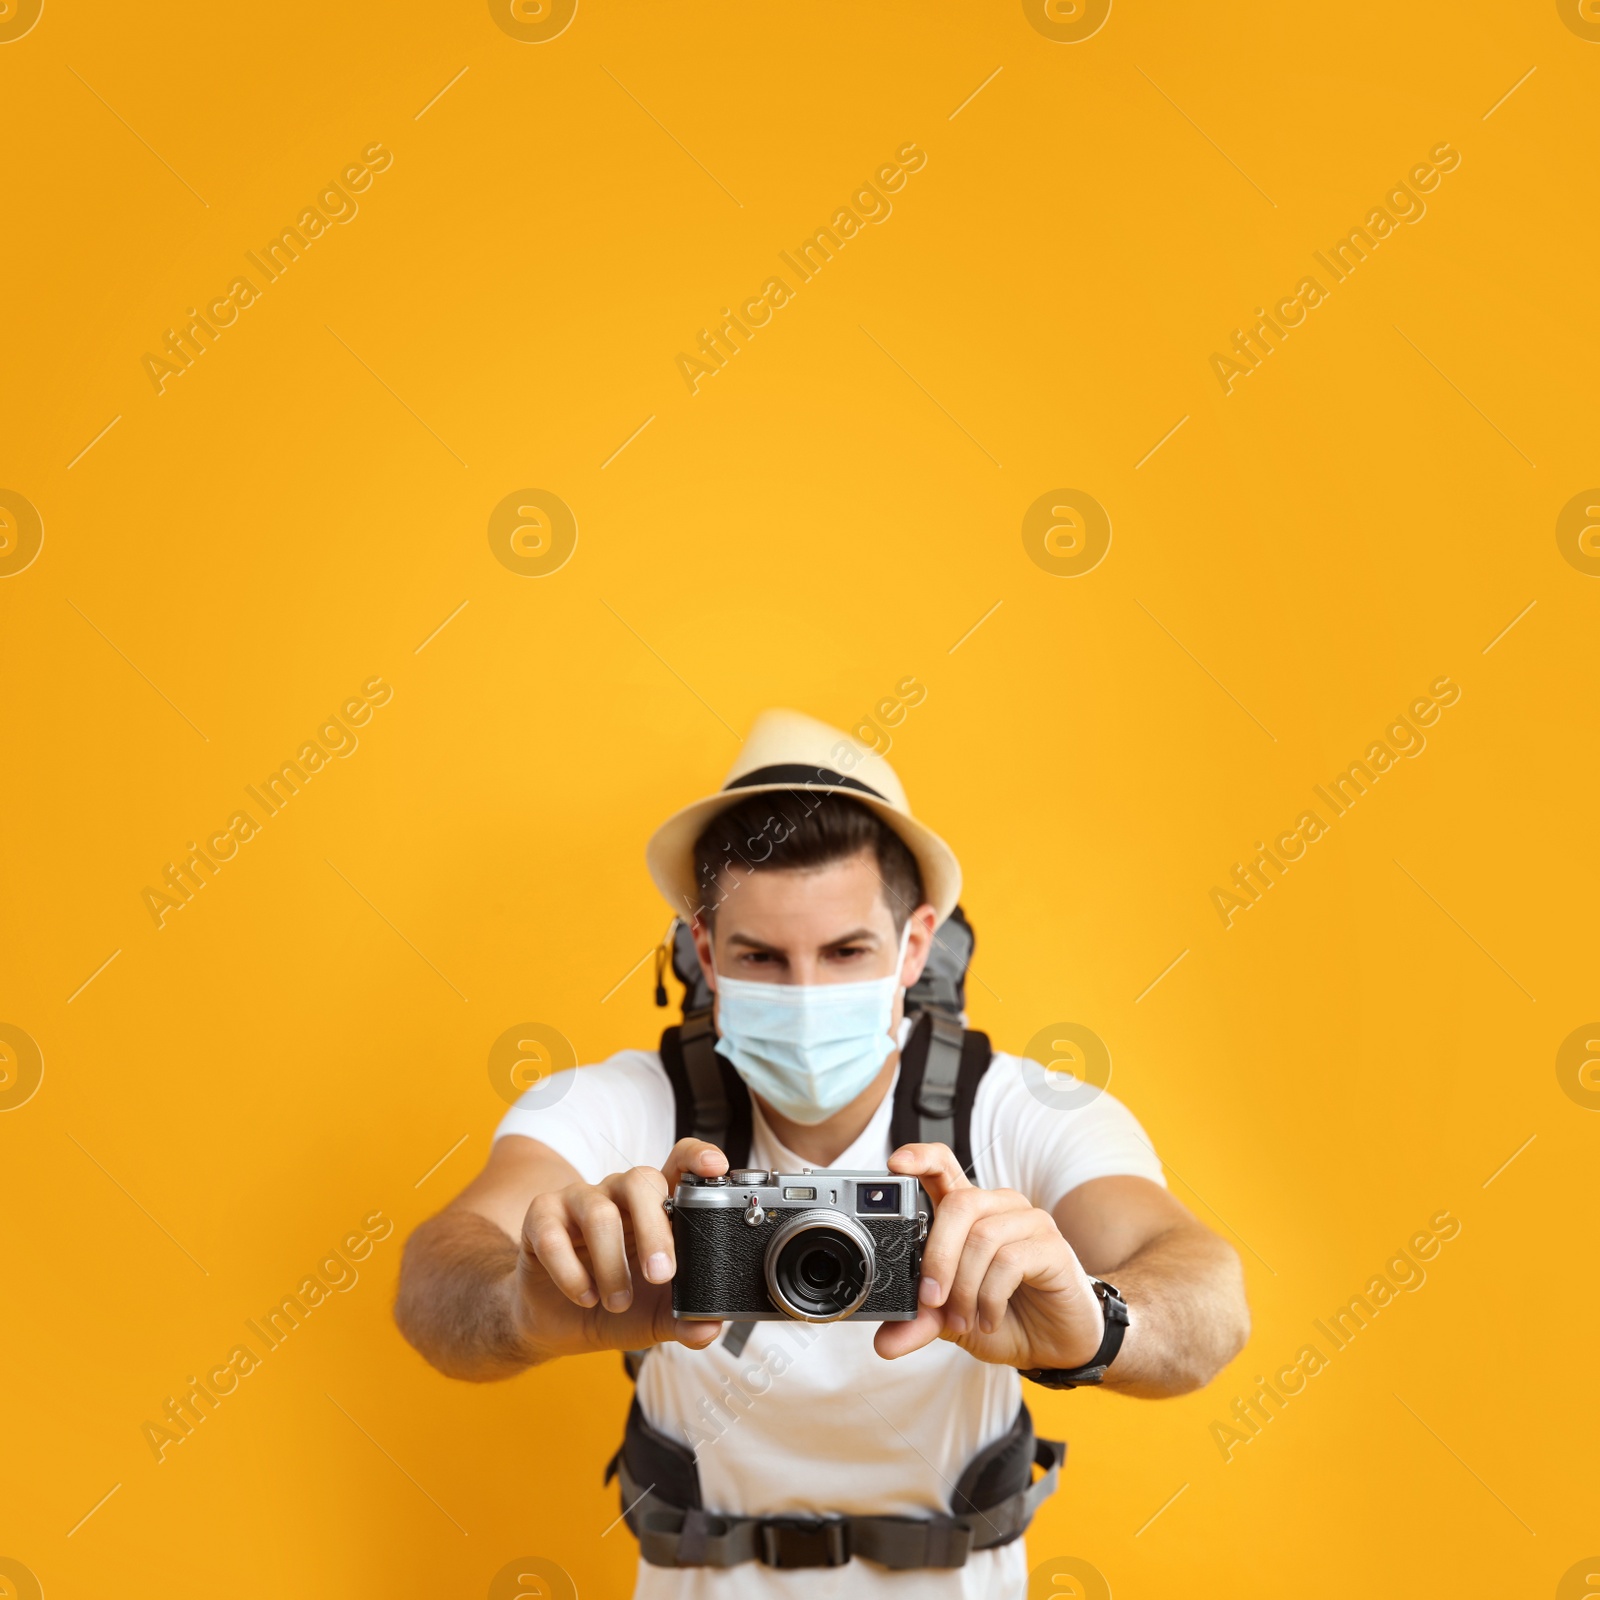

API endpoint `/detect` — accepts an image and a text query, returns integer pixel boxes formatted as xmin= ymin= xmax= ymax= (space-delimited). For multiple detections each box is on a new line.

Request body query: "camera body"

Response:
xmin=669 ymin=1169 xmax=930 ymax=1323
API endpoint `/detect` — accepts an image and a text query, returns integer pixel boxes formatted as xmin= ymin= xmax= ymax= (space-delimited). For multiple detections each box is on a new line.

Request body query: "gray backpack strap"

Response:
xmin=658 ymin=1015 xmax=753 ymax=1168
xmin=915 ymin=1013 xmax=965 ymax=1149
xmin=889 ymin=1014 xmax=993 ymax=1176
xmin=612 ymin=1401 xmax=1063 ymax=1570
xmin=949 ymin=1401 xmax=1064 ymax=1547
xmin=678 ymin=1010 xmax=728 ymax=1150
xmin=619 ymin=1456 xmax=973 ymax=1571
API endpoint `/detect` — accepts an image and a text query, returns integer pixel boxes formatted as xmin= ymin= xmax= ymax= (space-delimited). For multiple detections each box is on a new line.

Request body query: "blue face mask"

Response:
xmin=712 ymin=923 xmax=913 ymax=1126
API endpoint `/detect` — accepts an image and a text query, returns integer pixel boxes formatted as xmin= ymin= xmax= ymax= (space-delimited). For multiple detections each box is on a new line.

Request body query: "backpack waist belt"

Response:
xmin=605 ymin=1397 xmax=1065 ymax=1571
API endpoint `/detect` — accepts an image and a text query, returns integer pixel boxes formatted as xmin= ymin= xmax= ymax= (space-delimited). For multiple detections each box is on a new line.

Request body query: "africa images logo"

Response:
xmin=1208 ymin=1209 xmax=1461 ymax=1461
xmin=675 ymin=143 xmax=927 ymax=393
xmin=141 ymin=143 xmax=394 ymax=395
xmin=141 ymin=676 xmax=392 ymax=926
xmin=1209 ymin=143 xmax=1461 ymax=394
xmin=0 ymin=0 xmax=43 ymax=43
xmin=1209 ymin=676 xmax=1460 ymax=926
xmin=0 ymin=489 xmax=44 ymax=577
xmin=141 ymin=1211 xmax=394 ymax=1461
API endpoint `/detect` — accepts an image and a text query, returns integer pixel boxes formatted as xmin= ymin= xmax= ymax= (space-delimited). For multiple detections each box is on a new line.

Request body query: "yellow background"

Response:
xmin=3 ymin=1 xmax=1597 ymax=1595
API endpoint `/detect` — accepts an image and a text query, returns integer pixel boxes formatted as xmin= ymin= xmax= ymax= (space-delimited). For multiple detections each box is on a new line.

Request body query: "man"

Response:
xmin=395 ymin=709 xmax=1249 ymax=1596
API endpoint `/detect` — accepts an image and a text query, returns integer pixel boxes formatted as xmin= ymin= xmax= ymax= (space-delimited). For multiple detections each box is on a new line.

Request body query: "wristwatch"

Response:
xmin=1020 ymin=1279 xmax=1130 ymax=1390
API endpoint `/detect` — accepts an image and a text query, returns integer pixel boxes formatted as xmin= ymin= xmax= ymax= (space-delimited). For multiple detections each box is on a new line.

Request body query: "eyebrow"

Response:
xmin=725 ymin=926 xmax=881 ymax=951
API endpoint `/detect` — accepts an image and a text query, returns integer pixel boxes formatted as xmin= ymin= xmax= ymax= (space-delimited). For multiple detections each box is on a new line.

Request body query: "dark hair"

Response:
xmin=691 ymin=791 xmax=924 ymax=930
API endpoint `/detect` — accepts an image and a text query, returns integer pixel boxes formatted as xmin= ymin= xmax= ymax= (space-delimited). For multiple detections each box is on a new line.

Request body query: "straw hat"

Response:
xmin=646 ymin=708 xmax=962 ymax=925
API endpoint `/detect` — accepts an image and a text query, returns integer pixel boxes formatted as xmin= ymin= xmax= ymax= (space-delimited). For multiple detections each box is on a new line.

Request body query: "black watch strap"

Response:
xmin=1021 ymin=1279 xmax=1129 ymax=1390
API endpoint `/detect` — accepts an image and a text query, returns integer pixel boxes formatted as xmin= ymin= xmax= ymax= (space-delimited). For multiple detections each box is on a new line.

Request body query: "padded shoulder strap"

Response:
xmin=605 ymin=1396 xmax=703 ymax=1511
xmin=664 ymin=1010 xmax=988 ymax=1176
xmin=660 ymin=1015 xmax=752 ymax=1170
xmin=951 ymin=1400 xmax=1038 ymax=1536
xmin=890 ymin=1014 xmax=993 ymax=1177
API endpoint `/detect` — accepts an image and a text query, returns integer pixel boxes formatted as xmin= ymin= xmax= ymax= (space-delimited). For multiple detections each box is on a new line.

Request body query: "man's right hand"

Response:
xmin=511 ymin=1137 xmax=729 ymax=1362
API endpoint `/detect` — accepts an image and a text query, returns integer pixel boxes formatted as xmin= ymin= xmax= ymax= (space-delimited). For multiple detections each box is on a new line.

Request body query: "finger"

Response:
xmin=874 ymin=1306 xmax=945 ymax=1361
xmin=649 ymin=1293 xmax=723 ymax=1349
xmin=672 ymin=1317 xmax=724 ymax=1350
xmin=887 ymin=1142 xmax=969 ymax=1201
xmin=523 ymin=1194 xmax=597 ymax=1307
xmin=568 ymin=1188 xmax=633 ymax=1311
xmin=662 ymin=1138 xmax=729 ymax=1190
xmin=609 ymin=1166 xmax=675 ymax=1284
xmin=975 ymin=1240 xmax=1043 ymax=1336
xmin=916 ymin=1187 xmax=1025 ymax=1308
xmin=943 ymin=1210 xmax=1038 ymax=1336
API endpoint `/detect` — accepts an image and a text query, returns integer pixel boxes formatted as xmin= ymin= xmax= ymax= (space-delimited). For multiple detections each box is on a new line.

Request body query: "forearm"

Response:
xmin=393 ymin=1210 xmax=536 ymax=1382
xmin=1095 ymin=1224 xmax=1249 ymax=1397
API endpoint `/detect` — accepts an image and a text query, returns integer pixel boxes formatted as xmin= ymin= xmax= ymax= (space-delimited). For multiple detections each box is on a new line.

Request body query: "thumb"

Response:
xmin=653 ymin=1294 xmax=722 ymax=1349
xmin=874 ymin=1306 xmax=944 ymax=1361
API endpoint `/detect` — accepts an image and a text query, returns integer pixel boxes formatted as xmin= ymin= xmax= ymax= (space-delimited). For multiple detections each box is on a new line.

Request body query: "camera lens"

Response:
xmin=799 ymin=1249 xmax=841 ymax=1290
xmin=765 ymin=1213 xmax=875 ymax=1322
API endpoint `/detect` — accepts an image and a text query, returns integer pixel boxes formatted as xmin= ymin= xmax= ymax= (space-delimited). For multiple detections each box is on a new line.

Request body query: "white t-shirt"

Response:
xmin=494 ymin=1024 xmax=1165 ymax=1600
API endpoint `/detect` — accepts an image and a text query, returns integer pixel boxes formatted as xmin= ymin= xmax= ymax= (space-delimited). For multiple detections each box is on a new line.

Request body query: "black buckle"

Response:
xmin=758 ymin=1516 xmax=850 ymax=1568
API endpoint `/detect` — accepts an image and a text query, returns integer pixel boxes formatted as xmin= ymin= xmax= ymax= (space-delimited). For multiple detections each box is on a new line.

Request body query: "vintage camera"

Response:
xmin=667 ymin=1169 xmax=930 ymax=1323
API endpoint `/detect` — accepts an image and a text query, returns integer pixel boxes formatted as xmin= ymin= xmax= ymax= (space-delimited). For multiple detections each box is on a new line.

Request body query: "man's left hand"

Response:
xmin=874 ymin=1142 xmax=1107 ymax=1371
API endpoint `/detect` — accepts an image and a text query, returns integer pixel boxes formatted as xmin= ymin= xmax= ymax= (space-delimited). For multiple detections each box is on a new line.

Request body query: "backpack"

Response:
xmin=653 ymin=904 xmax=995 ymax=1175
xmin=603 ymin=908 xmax=1066 ymax=1575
